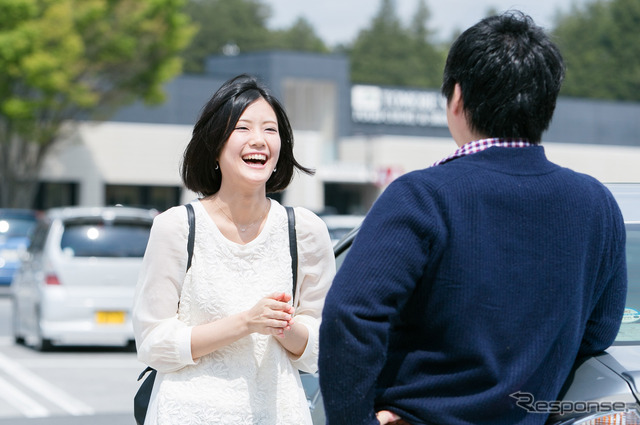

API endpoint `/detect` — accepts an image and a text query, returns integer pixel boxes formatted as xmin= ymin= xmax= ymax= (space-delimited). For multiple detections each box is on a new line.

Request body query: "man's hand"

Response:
xmin=376 ymin=410 xmax=403 ymax=424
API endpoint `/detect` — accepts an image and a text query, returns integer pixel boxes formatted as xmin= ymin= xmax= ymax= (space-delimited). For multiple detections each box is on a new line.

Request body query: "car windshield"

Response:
xmin=60 ymin=220 xmax=151 ymax=258
xmin=616 ymin=223 xmax=640 ymax=344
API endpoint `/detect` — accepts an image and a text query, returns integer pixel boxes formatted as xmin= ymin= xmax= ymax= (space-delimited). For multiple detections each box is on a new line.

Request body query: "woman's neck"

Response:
xmin=203 ymin=189 xmax=271 ymax=243
xmin=214 ymin=189 xmax=268 ymax=220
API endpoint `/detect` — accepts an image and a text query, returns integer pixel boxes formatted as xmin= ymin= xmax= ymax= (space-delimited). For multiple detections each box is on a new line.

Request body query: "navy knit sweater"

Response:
xmin=318 ymin=146 xmax=627 ymax=425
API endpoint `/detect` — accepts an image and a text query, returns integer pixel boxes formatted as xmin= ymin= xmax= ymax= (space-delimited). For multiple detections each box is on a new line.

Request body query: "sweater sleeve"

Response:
xmin=132 ymin=204 xmax=197 ymax=373
xmin=318 ymin=177 xmax=445 ymax=425
xmin=579 ymin=190 xmax=628 ymax=356
xmin=288 ymin=207 xmax=336 ymax=373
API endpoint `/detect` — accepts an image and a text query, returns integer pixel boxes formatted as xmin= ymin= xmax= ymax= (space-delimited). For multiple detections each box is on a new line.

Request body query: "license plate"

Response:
xmin=95 ymin=311 xmax=125 ymax=324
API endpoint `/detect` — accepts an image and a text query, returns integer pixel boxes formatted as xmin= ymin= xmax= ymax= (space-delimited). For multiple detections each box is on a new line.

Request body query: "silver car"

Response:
xmin=11 ymin=206 xmax=156 ymax=351
xmin=305 ymin=183 xmax=640 ymax=424
xmin=320 ymin=214 xmax=365 ymax=246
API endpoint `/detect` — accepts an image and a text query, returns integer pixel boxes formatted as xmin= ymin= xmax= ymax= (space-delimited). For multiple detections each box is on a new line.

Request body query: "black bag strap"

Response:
xmin=285 ymin=206 xmax=297 ymax=302
xmin=134 ymin=202 xmax=197 ymax=421
xmin=137 ymin=365 xmax=155 ymax=381
xmin=185 ymin=203 xmax=195 ymax=272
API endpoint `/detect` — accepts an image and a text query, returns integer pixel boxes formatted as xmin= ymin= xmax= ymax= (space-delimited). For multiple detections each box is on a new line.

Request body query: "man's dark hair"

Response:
xmin=181 ymin=74 xmax=314 ymax=196
xmin=441 ymin=11 xmax=565 ymax=143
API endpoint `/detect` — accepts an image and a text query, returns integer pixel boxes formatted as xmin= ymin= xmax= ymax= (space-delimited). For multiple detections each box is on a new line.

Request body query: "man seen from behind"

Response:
xmin=318 ymin=11 xmax=627 ymax=425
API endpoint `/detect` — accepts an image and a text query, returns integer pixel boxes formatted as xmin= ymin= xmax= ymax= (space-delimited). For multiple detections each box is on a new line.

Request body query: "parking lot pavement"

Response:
xmin=0 ymin=413 xmax=135 ymax=425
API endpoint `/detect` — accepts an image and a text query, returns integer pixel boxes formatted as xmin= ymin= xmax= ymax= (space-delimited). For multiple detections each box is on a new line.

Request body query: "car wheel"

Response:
xmin=126 ymin=340 xmax=137 ymax=352
xmin=33 ymin=309 xmax=53 ymax=352
xmin=11 ymin=299 xmax=25 ymax=346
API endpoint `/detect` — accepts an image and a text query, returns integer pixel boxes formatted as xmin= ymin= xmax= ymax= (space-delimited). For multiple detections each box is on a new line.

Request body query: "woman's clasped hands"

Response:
xmin=245 ymin=292 xmax=295 ymax=338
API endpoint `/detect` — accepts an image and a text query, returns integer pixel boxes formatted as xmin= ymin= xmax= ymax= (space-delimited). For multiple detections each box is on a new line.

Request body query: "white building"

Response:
xmin=35 ymin=51 xmax=640 ymax=214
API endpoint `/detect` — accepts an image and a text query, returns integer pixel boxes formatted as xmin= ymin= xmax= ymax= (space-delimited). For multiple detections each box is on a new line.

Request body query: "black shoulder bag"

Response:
xmin=134 ymin=204 xmax=298 ymax=425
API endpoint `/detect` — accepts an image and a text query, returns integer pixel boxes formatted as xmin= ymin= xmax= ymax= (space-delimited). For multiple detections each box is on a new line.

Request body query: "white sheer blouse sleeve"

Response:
xmin=288 ymin=207 xmax=336 ymax=373
xmin=132 ymin=205 xmax=197 ymax=373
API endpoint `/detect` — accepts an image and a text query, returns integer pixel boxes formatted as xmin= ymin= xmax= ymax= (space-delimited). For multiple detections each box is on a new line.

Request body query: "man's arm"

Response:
xmin=579 ymin=194 xmax=627 ymax=356
xmin=318 ymin=177 xmax=444 ymax=425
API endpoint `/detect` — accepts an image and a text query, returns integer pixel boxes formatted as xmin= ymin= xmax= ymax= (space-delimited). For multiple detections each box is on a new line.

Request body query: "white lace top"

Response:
xmin=132 ymin=199 xmax=335 ymax=425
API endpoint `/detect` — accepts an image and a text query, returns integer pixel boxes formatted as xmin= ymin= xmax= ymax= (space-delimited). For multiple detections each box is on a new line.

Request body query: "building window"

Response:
xmin=34 ymin=182 xmax=78 ymax=210
xmin=105 ymin=185 xmax=181 ymax=212
xmin=283 ymin=78 xmax=337 ymax=137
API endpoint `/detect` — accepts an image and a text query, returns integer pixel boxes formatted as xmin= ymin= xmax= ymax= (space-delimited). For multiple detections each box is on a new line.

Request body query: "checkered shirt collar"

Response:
xmin=431 ymin=138 xmax=532 ymax=167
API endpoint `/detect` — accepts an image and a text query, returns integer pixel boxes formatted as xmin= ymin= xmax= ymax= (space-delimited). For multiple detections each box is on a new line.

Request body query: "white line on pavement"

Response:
xmin=0 ymin=376 xmax=49 ymax=418
xmin=0 ymin=352 xmax=94 ymax=416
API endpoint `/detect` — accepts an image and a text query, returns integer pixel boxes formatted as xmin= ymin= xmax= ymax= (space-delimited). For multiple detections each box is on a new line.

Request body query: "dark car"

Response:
xmin=303 ymin=183 xmax=640 ymax=425
xmin=0 ymin=209 xmax=39 ymax=290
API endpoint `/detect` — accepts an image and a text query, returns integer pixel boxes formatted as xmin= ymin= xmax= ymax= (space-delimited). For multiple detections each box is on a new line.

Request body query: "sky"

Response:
xmin=261 ymin=0 xmax=592 ymax=46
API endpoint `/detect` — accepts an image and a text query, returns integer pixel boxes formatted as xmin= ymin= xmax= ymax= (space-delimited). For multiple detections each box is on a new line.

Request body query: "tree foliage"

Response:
xmin=182 ymin=0 xmax=273 ymax=73
xmin=0 ymin=0 xmax=195 ymax=207
xmin=553 ymin=0 xmax=640 ymax=100
xmin=270 ymin=17 xmax=329 ymax=54
xmin=181 ymin=0 xmax=328 ymax=73
xmin=348 ymin=0 xmax=445 ymax=88
xmin=406 ymin=0 xmax=447 ymax=88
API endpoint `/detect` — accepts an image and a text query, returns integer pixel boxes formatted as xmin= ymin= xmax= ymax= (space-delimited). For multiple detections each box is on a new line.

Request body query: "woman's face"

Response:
xmin=218 ymin=97 xmax=281 ymax=192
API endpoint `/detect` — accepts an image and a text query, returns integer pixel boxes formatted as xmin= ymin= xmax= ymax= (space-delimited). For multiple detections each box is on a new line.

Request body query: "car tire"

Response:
xmin=11 ymin=299 xmax=25 ymax=346
xmin=34 ymin=329 xmax=53 ymax=352
xmin=126 ymin=340 xmax=137 ymax=352
xmin=33 ymin=309 xmax=53 ymax=352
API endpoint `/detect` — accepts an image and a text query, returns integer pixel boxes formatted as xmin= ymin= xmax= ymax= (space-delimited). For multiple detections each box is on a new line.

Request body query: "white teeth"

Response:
xmin=243 ymin=154 xmax=267 ymax=162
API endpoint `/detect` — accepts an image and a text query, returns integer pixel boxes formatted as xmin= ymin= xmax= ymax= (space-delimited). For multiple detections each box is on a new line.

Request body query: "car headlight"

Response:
xmin=568 ymin=408 xmax=640 ymax=424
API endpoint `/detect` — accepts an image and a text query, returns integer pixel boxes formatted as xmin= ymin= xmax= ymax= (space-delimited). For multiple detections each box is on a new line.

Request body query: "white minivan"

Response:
xmin=11 ymin=206 xmax=157 ymax=351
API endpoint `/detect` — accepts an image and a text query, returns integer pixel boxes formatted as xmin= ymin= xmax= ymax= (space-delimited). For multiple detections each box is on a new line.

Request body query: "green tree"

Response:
xmin=553 ymin=0 xmax=640 ymax=100
xmin=349 ymin=0 xmax=445 ymax=88
xmin=0 ymin=0 xmax=195 ymax=208
xmin=405 ymin=0 xmax=446 ymax=88
xmin=182 ymin=0 xmax=273 ymax=73
xmin=270 ymin=17 xmax=329 ymax=53
xmin=182 ymin=1 xmax=328 ymax=73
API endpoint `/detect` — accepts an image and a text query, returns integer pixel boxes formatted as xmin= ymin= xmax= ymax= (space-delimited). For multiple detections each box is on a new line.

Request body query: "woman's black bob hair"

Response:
xmin=181 ymin=74 xmax=314 ymax=196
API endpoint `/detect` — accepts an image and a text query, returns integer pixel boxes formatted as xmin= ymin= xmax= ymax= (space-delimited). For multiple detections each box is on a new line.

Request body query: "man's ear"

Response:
xmin=449 ymin=83 xmax=464 ymax=117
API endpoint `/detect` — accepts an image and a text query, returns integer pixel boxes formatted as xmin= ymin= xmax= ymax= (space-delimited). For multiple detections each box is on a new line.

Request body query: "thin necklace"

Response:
xmin=214 ymin=197 xmax=269 ymax=233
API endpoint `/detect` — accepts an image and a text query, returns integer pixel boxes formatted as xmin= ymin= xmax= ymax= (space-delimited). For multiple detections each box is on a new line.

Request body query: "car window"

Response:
xmin=60 ymin=220 xmax=151 ymax=258
xmin=616 ymin=223 xmax=640 ymax=344
xmin=0 ymin=216 xmax=37 ymax=239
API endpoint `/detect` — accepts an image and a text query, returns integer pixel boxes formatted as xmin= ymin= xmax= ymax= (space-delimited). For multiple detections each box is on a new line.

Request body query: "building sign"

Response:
xmin=351 ymin=85 xmax=448 ymax=128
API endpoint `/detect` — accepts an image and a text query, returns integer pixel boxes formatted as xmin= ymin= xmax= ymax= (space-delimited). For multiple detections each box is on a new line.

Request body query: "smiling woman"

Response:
xmin=132 ymin=74 xmax=335 ymax=425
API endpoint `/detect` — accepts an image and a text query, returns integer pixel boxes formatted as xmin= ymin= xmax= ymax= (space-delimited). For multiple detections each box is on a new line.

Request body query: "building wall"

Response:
xmin=338 ymin=135 xmax=640 ymax=188
xmin=35 ymin=51 xmax=640 ymax=213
